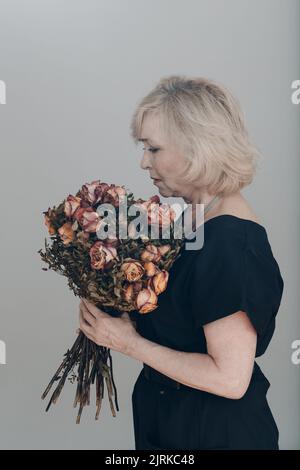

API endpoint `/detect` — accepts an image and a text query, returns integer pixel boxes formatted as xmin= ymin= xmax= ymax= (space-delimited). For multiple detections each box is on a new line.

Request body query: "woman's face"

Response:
xmin=138 ymin=114 xmax=190 ymax=199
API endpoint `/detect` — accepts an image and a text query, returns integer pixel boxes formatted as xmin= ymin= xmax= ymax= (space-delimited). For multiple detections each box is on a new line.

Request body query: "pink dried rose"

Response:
xmin=147 ymin=202 xmax=176 ymax=226
xmin=74 ymin=207 xmax=101 ymax=233
xmin=102 ymin=184 xmax=127 ymax=207
xmin=64 ymin=195 xmax=81 ymax=218
xmin=58 ymin=222 xmax=75 ymax=245
xmin=136 ymin=287 xmax=158 ymax=314
xmin=149 ymin=270 xmax=169 ymax=295
xmin=133 ymin=195 xmax=160 ymax=215
xmin=79 ymin=180 xmax=110 ymax=206
xmin=141 ymin=195 xmax=160 ymax=207
xmin=89 ymin=240 xmax=119 ymax=270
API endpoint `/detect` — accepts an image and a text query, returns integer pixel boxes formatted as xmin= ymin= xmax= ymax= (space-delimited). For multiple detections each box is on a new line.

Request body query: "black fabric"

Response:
xmin=131 ymin=215 xmax=284 ymax=450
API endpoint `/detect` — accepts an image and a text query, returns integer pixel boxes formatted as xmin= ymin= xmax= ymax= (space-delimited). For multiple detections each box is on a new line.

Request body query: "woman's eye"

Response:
xmin=142 ymin=147 xmax=159 ymax=153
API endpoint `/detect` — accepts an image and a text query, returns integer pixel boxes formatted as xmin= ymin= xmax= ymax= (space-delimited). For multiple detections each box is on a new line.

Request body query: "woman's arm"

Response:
xmin=127 ymin=310 xmax=257 ymax=399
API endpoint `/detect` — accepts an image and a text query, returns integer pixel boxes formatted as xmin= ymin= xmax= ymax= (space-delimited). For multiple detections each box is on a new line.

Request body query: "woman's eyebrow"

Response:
xmin=138 ymin=138 xmax=161 ymax=146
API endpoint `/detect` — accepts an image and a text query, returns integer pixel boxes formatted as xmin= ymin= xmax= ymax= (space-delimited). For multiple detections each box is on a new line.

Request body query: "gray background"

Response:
xmin=0 ymin=0 xmax=299 ymax=450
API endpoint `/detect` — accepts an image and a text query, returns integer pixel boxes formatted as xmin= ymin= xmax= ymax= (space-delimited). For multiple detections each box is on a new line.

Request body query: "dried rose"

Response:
xmin=149 ymin=270 xmax=169 ymax=295
xmin=122 ymin=281 xmax=143 ymax=302
xmin=80 ymin=180 xmax=99 ymax=204
xmin=44 ymin=214 xmax=56 ymax=235
xmin=158 ymin=244 xmax=171 ymax=257
xmin=147 ymin=202 xmax=176 ymax=226
xmin=121 ymin=260 xmax=144 ymax=282
xmin=74 ymin=207 xmax=100 ymax=233
xmin=143 ymin=261 xmax=159 ymax=277
xmin=102 ymin=184 xmax=127 ymax=208
xmin=89 ymin=240 xmax=118 ymax=270
xmin=79 ymin=180 xmax=110 ymax=206
xmin=58 ymin=222 xmax=74 ymax=245
xmin=64 ymin=195 xmax=81 ymax=218
xmin=132 ymin=195 xmax=160 ymax=218
xmin=136 ymin=287 xmax=158 ymax=314
xmin=142 ymin=195 xmax=160 ymax=207
xmin=140 ymin=244 xmax=161 ymax=263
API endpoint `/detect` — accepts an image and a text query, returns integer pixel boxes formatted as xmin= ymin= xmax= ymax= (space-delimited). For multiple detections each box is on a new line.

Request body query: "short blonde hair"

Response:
xmin=130 ymin=75 xmax=261 ymax=197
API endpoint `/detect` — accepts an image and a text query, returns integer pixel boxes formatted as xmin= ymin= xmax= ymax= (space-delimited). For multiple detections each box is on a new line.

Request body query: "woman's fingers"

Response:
xmin=79 ymin=310 xmax=95 ymax=338
xmin=79 ymin=304 xmax=96 ymax=328
xmin=82 ymin=298 xmax=106 ymax=318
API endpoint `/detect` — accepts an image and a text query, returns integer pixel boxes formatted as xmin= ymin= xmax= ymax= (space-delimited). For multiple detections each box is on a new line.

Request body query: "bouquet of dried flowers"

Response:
xmin=38 ymin=179 xmax=183 ymax=423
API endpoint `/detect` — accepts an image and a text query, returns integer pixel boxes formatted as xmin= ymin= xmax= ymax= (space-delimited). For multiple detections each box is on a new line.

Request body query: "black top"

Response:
xmin=132 ymin=214 xmax=284 ymax=358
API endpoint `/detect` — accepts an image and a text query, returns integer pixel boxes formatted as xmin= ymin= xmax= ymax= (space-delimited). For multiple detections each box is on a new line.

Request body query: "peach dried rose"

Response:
xmin=58 ymin=222 xmax=74 ymax=245
xmin=64 ymin=195 xmax=81 ymax=218
xmin=158 ymin=244 xmax=171 ymax=257
xmin=44 ymin=214 xmax=56 ymax=235
xmin=150 ymin=270 xmax=169 ymax=295
xmin=89 ymin=240 xmax=118 ymax=270
xmin=140 ymin=244 xmax=161 ymax=263
xmin=143 ymin=261 xmax=159 ymax=277
xmin=136 ymin=287 xmax=158 ymax=314
xmin=121 ymin=260 xmax=144 ymax=282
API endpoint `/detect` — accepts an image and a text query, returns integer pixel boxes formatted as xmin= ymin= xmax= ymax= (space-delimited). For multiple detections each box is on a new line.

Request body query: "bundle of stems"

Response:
xmin=41 ymin=331 xmax=119 ymax=424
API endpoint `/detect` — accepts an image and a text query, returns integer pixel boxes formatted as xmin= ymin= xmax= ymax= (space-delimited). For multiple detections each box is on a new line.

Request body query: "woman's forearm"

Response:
xmin=127 ymin=334 xmax=241 ymax=399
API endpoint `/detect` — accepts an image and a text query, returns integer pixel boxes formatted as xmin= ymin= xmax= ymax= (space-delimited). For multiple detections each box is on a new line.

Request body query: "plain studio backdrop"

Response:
xmin=0 ymin=0 xmax=299 ymax=450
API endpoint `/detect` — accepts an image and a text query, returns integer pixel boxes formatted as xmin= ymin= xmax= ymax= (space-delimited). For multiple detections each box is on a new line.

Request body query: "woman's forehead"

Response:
xmin=139 ymin=114 xmax=165 ymax=145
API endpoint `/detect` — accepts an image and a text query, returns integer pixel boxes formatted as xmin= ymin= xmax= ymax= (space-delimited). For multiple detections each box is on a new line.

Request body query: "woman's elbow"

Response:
xmin=225 ymin=376 xmax=250 ymax=400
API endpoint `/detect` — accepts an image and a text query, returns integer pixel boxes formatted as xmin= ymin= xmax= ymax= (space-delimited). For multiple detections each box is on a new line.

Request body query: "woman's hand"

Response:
xmin=78 ymin=298 xmax=140 ymax=355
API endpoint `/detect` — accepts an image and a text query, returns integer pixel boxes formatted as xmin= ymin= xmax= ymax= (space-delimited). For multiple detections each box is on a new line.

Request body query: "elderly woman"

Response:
xmin=78 ymin=76 xmax=284 ymax=450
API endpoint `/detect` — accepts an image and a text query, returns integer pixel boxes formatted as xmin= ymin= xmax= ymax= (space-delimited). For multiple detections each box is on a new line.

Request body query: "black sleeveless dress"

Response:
xmin=130 ymin=215 xmax=284 ymax=450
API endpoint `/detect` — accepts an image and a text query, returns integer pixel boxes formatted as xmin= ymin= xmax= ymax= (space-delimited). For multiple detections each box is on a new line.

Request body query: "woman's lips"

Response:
xmin=152 ymin=178 xmax=161 ymax=184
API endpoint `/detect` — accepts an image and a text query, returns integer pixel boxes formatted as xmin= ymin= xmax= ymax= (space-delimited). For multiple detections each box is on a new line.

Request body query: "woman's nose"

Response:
xmin=140 ymin=150 xmax=152 ymax=170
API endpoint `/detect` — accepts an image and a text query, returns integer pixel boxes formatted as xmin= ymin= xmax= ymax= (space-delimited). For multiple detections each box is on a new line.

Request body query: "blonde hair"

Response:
xmin=130 ymin=75 xmax=262 ymax=197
